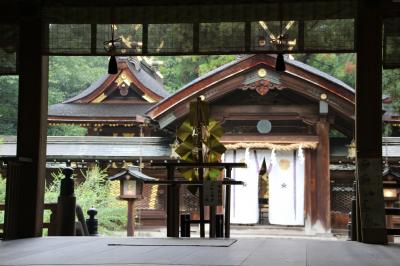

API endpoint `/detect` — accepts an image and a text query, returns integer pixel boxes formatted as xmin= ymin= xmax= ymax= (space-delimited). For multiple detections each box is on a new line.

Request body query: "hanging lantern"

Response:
xmin=275 ymin=53 xmax=286 ymax=72
xmin=104 ymin=23 xmax=121 ymax=75
xmin=108 ymin=55 xmax=118 ymax=74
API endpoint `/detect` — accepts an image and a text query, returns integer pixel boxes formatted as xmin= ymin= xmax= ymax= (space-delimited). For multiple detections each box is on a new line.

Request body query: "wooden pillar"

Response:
xmin=4 ymin=5 xmax=48 ymax=239
xmin=166 ymin=166 xmax=179 ymax=237
xmin=314 ymin=117 xmax=331 ymax=233
xmin=224 ymin=167 xmax=232 ymax=238
xmin=127 ymin=200 xmax=135 ymax=236
xmin=355 ymin=0 xmax=387 ymax=244
xmin=304 ymin=149 xmax=317 ymax=233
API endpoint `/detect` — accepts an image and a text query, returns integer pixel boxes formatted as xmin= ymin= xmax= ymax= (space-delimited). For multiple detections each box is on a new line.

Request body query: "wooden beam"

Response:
xmin=4 ymin=7 xmax=48 ymax=239
xmin=211 ymin=105 xmax=319 ymax=122
xmin=221 ymin=135 xmax=318 ymax=144
xmin=355 ymin=0 xmax=387 ymax=244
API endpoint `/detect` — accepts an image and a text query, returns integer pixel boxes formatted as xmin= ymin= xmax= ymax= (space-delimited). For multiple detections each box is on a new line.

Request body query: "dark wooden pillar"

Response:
xmin=4 ymin=6 xmax=48 ymax=239
xmin=355 ymin=0 xmax=387 ymax=244
xmin=224 ymin=167 xmax=232 ymax=238
xmin=315 ymin=117 xmax=331 ymax=233
xmin=166 ymin=166 xmax=179 ymax=237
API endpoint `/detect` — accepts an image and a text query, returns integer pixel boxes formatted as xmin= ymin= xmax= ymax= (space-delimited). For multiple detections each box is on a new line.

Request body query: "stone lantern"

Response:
xmin=109 ymin=166 xmax=157 ymax=236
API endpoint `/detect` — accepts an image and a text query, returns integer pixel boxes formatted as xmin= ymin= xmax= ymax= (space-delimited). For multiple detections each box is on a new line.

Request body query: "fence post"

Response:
xmin=56 ymin=167 xmax=76 ymax=236
xmin=216 ymin=214 xmax=224 ymax=238
xmin=86 ymin=207 xmax=98 ymax=236
xmin=180 ymin=214 xmax=190 ymax=237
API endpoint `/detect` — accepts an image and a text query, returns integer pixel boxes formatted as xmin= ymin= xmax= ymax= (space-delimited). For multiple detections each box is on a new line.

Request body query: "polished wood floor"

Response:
xmin=0 ymin=237 xmax=399 ymax=266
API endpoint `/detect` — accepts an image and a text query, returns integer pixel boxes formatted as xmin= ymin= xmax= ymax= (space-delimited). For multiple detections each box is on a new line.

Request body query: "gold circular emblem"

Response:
xmin=320 ymin=93 xmax=328 ymax=100
xmin=279 ymin=159 xmax=290 ymax=171
xmin=257 ymin=68 xmax=267 ymax=78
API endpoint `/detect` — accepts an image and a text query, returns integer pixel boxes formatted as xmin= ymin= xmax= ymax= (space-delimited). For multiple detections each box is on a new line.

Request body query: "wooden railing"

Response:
xmin=0 ymin=203 xmax=58 ymax=238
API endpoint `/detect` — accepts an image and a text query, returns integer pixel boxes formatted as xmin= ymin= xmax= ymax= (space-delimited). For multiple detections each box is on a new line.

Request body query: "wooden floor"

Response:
xmin=0 ymin=237 xmax=399 ymax=266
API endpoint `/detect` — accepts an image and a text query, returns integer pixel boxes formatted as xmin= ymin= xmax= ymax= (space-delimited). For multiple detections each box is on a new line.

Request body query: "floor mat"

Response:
xmin=108 ymin=238 xmax=237 ymax=247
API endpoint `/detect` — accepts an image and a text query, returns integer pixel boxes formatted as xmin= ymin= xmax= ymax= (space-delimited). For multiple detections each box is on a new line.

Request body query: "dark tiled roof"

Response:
xmin=64 ymin=74 xmax=110 ymax=103
xmin=127 ymin=58 xmax=170 ymax=98
xmin=0 ymin=136 xmax=171 ymax=160
xmin=48 ymin=103 xmax=154 ymax=118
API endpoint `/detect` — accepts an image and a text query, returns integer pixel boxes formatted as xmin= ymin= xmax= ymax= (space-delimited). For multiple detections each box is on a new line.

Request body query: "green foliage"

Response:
xmin=0 ymin=174 xmax=5 ymax=203
xmin=47 ymin=125 xmax=88 ymax=136
xmin=0 ymin=76 xmax=18 ymax=135
xmin=155 ymin=55 xmax=236 ymax=92
xmin=383 ymin=69 xmax=400 ymax=105
xmin=45 ymin=166 xmax=126 ymax=235
xmin=47 ymin=56 xmax=108 ymax=136
xmin=293 ymin=53 xmax=356 ymax=88
xmin=48 ymin=56 xmax=108 ymax=105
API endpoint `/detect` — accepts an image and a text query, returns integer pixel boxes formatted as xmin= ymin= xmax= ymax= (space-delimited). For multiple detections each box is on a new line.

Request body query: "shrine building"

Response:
xmin=37 ymin=54 xmax=400 ymax=234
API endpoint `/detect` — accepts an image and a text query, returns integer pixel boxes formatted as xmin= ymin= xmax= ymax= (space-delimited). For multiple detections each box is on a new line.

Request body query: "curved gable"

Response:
xmin=64 ymin=57 xmax=169 ymax=104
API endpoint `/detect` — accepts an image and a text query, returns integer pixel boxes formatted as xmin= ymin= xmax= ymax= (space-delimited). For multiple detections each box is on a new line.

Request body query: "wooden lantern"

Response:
xmin=108 ymin=166 xmax=158 ymax=236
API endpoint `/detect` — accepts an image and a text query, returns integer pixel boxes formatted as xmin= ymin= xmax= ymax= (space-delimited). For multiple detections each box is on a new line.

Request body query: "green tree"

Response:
xmin=293 ymin=53 xmax=356 ymax=88
xmin=48 ymin=56 xmax=108 ymax=105
xmin=0 ymin=76 xmax=18 ymax=135
xmin=155 ymin=55 xmax=236 ymax=92
xmin=47 ymin=56 xmax=108 ymax=136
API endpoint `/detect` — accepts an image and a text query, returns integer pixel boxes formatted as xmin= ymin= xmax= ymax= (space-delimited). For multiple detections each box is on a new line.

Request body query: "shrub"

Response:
xmin=45 ymin=165 xmax=127 ymax=235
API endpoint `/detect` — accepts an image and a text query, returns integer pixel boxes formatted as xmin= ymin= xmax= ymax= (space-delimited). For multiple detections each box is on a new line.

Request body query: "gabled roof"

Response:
xmin=64 ymin=57 xmax=169 ymax=103
xmin=48 ymin=57 xmax=170 ymax=124
xmin=146 ymin=54 xmax=355 ymax=128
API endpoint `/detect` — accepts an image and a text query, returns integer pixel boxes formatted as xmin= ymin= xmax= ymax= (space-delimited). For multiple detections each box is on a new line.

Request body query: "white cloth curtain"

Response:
xmin=268 ymin=150 xmax=305 ymax=225
xmin=224 ymin=149 xmax=304 ymax=225
xmin=224 ymin=149 xmax=259 ymax=224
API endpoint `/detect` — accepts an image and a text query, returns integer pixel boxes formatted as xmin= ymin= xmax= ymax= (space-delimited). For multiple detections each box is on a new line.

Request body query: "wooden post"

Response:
xmin=209 ymin=205 xmax=216 ymax=238
xmin=199 ymin=168 xmax=205 ymax=238
xmin=355 ymin=0 xmax=387 ymax=244
xmin=224 ymin=167 xmax=232 ymax=238
xmin=56 ymin=168 xmax=76 ymax=236
xmin=304 ymin=149 xmax=316 ymax=233
xmin=4 ymin=4 xmax=48 ymax=239
xmin=315 ymin=117 xmax=331 ymax=233
xmin=127 ymin=200 xmax=135 ymax=236
xmin=166 ymin=166 xmax=179 ymax=237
